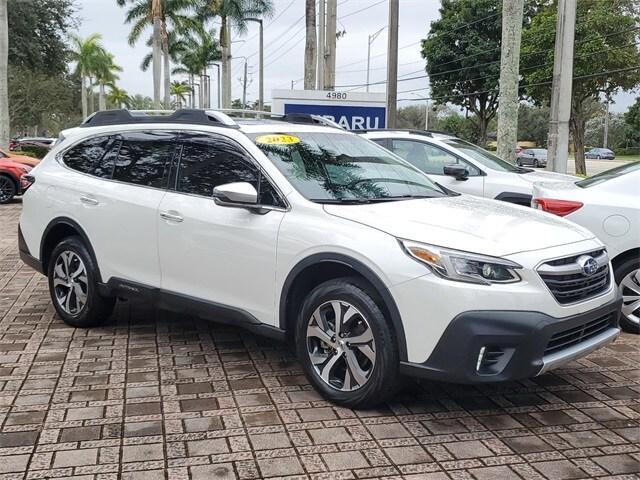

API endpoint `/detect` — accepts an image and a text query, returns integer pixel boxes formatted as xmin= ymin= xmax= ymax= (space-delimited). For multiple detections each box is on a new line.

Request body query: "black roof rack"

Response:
xmin=80 ymin=109 xmax=240 ymax=129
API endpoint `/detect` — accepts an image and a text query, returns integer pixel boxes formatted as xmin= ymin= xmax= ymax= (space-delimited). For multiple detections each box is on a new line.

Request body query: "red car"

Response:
xmin=0 ymin=159 xmax=32 ymax=204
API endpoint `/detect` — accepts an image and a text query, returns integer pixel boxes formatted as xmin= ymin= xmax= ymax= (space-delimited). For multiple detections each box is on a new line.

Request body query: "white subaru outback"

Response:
xmin=18 ymin=109 xmax=621 ymax=407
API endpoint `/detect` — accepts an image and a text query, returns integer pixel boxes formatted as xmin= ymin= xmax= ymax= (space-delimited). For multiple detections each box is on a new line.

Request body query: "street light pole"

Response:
xmin=244 ymin=18 xmax=264 ymax=111
xmin=386 ymin=0 xmax=399 ymax=128
xmin=366 ymin=27 xmax=386 ymax=93
xmin=210 ymin=63 xmax=221 ymax=108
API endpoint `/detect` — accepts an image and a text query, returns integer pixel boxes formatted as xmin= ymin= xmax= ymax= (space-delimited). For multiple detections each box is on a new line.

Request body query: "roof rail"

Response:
xmin=80 ymin=109 xmax=240 ymax=129
xmin=354 ymin=128 xmax=454 ymax=137
xmin=216 ymin=109 xmax=344 ymax=129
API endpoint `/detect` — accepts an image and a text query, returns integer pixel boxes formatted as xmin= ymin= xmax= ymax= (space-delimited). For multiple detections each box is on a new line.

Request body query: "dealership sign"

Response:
xmin=271 ymin=89 xmax=386 ymax=130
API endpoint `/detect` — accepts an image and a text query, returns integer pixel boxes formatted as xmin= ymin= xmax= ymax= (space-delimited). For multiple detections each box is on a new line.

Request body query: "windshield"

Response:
xmin=576 ymin=161 xmax=640 ymax=188
xmin=249 ymin=132 xmax=446 ymax=203
xmin=441 ymin=138 xmax=521 ymax=172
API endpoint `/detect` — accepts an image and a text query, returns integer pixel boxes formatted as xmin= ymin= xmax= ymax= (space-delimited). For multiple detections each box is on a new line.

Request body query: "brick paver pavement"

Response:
xmin=0 ymin=201 xmax=638 ymax=480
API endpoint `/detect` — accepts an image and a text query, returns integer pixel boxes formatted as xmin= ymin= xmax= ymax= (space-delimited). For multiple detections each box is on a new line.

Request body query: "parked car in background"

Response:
xmin=362 ymin=130 xmax=575 ymax=206
xmin=517 ymin=149 xmax=548 ymax=168
xmin=585 ymin=148 xmax=615 ymax=160
xmin=18 ymin=109 xmax=622 ymax=407
xmin=0 ymin=148 xmax=40 ymax=168
xmin=9 ymin=137 xmax=56 ymax=152
xmin=533 ymin=162 xmax=640 ymax=334
xmin=0 ymin=159 xmax=32 ymax=204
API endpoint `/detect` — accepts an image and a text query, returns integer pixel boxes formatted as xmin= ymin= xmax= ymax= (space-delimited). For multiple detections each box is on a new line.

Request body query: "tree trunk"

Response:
xmin=151 ymin=0 xmax=162 ymax=108
xmin=304 ymin=0 xmax=317 ymax=90
xmin=221 ymin=16 xmax=232 ymax=108
xmin=81 ymin=75 xmax=88 ymax=119
xmin=0 ymin=0 xmax=9 ymax=149
xmin=571 ymin=102 xmax=587 ymax=176
xmin=162 ymin=25 xmax=170 ymax=108
xmin=190 ymin=73 xmax=194 ymax=107
xmin=99 ymin=83 xmax=106 ymax=111
xmin=88 ymin=76 xmax=95 ymax=114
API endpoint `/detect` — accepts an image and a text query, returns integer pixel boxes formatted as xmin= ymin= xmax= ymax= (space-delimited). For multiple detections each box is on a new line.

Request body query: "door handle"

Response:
xmin=80 ymin=196 xmax=99 ymax=206
xmin=160 ymin=211 xmax=184 ymax=223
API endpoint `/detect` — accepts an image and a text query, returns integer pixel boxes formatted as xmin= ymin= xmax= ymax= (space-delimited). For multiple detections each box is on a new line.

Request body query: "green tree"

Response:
xmin=69 ymin=34 xmax=109 ymax=119
xmin=7 ymin=0 xmax=76 ymax=76
xmin=170 ymin=80 xmax=191 ymax=107
xmin=421 ymin=0 xmax=502 ymax=145
xmin=95 ymin=53 xmax=123 ymax=111
xmin=107 ymin=86 xmax=130 ymax=109
xmin=624 ymin=97 xmax=640 ymax=152
xmin=521 ymin=0 xmax=640 ymax=174
xmin=198 ymin=0 xmax=273 ymax=107
xmin=128 ymin=94 xmax=155 ymax=109
xmin=517 ymin=104 xmax=550 ymax=146
xmin=117 ymin=0 xmax=195 ymax=107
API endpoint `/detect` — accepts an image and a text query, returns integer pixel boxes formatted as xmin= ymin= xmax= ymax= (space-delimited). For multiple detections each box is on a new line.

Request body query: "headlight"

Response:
xmin=400 ymin=240 xmax=522 ymax=285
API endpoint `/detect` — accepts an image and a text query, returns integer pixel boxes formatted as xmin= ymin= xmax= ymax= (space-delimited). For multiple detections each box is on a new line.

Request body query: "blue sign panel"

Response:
xmin=283 ymin=103 xmax=386 ymax=130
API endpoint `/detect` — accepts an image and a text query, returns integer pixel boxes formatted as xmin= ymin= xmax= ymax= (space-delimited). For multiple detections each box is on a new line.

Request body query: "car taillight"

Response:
xmin=533 ymin=198 xmax=583 ymax=217
xmin=20 ymin=173 xmax=35 ymax=192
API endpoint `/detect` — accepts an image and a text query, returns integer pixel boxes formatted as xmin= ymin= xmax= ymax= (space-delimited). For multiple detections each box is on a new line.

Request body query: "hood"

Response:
xmin=518 ymin=170 xmax=578 ymax=184
xmin=324 ymin=194 xmax=594 ymax=257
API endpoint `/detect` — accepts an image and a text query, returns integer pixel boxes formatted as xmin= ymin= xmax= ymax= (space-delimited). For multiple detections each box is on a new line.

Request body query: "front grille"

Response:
xmin=544 ymin=313 xmax=615 ymax=356
xmin=538 ymin=249 xmax=611 ymax=304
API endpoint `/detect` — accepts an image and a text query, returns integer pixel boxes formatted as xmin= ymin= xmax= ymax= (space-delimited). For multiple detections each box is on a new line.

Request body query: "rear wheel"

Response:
xmin=0 ymin=175 xmax=16 ymax=204
xmin=48 ymin=237 xmax=115 ymax=327
xmin=295 ymin=277 xmax=399 ymax=408
xmin=615 ymin=258 xmax=640 ymax=334
xmin=533 ymin=159 xmax=539 ymax=168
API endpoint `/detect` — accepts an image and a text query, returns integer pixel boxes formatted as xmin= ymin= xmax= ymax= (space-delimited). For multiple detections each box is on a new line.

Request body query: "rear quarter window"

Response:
xmin=62 ymin=136 xmax=111 ymax=174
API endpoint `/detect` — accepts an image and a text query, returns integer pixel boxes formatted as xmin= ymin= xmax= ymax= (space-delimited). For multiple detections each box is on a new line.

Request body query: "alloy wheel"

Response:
xmin=621 ymin=268 xmax=640 ymax=325
xmin=306 ymin=300 xmax=376 ymax=391
xmin=0 ymin=176 xmax=14 ymax=203
xmin=53 ymin=251 xmax=88 ymax=316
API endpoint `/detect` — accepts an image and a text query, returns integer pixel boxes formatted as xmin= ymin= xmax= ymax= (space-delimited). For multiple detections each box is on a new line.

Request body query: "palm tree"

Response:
xmin=69 ymin=33 xmax=108 ymax=119
xmin=170 ymin=80 xmax=191 ymax=107
xmin=107 ymin=86 xmax=130 ymax=109
xmin=0 ymin=0 xmax=9 ymax=149
xmin=128 ymin=93 xmax=155 ymax=109
xmin=199 ymin=0 xmax=273 ymax=108
xmin=118 ymin=0 xmax=195 ymax=107
xmin=95 ymin=53 xmax=123 ymax=111
xmin=172 ymin=26 xmax=221 ymax=107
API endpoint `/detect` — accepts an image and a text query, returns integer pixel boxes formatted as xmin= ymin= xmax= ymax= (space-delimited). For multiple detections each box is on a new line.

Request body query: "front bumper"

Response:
xmin=399 ymin=294 xmax=621 ymax=383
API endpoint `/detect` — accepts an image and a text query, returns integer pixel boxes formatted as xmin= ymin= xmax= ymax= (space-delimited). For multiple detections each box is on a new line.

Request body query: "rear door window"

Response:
xmin=112 ymin=131 xmax=176 ymax=188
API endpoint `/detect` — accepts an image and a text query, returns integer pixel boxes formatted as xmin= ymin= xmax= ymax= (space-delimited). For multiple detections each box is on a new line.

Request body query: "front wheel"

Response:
xmin=533 ymin=159 xmax=539 ymax=168
xmin=48 ymin=237 xmax=115 ymax=328
xmin=295 ymin=278 xmax=399 ymax=408
xmin=615 ymin=258 xmax=640 ymax=334
xmin=0 ymin=175 xmax=16 ymax=204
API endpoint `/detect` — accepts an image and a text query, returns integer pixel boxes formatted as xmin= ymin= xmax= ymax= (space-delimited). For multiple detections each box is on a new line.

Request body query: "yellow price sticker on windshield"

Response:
xmin=255 ymin=134 xmax=300 ymax=145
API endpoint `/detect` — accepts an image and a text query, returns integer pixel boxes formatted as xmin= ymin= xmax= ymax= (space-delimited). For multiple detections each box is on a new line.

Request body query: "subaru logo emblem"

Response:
xmin=577 ymin=255 xmax=598 ymax=276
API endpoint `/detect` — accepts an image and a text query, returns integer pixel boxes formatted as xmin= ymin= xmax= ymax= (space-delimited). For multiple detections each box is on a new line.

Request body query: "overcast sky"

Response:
xmin=76 ymin=0 xmax=637 ymax=113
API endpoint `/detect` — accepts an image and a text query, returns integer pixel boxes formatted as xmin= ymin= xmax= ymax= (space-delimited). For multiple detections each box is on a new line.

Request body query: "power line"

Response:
xmin=339 ymin=0 xmax=386 ymax=20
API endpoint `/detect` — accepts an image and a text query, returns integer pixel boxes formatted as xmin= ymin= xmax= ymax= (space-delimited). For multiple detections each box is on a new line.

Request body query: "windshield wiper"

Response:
xmin=368 ymin=194 xmax=442 ymax=202
xmin=312 ymin=198 xmax=372 ymax=204
xmin=516 ymin=167 xmax=534 ymax=174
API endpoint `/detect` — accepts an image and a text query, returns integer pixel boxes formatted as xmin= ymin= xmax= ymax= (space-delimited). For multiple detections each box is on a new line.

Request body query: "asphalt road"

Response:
xmin=565 ymin=159 xmax=629 ymax=176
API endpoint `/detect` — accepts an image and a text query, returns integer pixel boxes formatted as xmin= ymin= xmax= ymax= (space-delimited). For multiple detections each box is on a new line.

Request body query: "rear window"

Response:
xmin=576 ymin=161 xmax=640 ymax=188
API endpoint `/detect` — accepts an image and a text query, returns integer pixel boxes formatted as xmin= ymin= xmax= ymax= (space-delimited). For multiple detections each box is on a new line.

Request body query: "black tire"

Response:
xmin=614 ymin=257 xmax=640 ymax=334
xmin=295 ymin=277 xmax=400 ymax=408
xmin=47 ymin=236 xmax=115 ymax=328
xmin=533 ymin=159 xmax=539 ymax=168
xmin=596 ymin=155 xmax=601 ymax=160
xmin=0 ymin=174 xmax=16 ymax=204
xmin=516 ymin=159 xmax=522 ymax=166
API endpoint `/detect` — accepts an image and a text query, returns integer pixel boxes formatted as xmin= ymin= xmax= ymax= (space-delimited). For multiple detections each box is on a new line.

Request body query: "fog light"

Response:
xmin=476 ymin=346 xmax=486 ymax=372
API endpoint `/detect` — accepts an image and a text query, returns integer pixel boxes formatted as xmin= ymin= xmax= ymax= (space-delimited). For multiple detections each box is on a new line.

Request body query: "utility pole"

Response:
xmin=386 ymin=0 xmax=399 ymax=128
xmin=425 ymin=99 xmax=430 ymax=130
xmin=496 ymin=0 xmax=525 ymax=164
xmin=209 ymin=63 xmax=221 ymax=108
xmin=245 ymin=18 xmax=264 ymax=111
xmin=603 ymin=94 xmax=610 ymax=148
xmin=324 ymin=0 xmax=337 ymax=90
xmin=242 ymin=59 xmax=248 ymax=109
xmin=222 ymin=18 xmax=232 ymax=108
xmin=547 ymin=0 xmax=576 ymax=173
xmin=366 ymin=27 xmax=386 ymax=93
xmin=317 ymin=0 xmax=325 ymax=90
xmin=304 ymin=0 xmax=317 ymax=89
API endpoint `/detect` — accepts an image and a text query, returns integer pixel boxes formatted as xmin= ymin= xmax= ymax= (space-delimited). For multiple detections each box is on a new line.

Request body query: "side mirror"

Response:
xmin=213 ymin=182 xmax=258 ymax=206
xmin=443 ymin=164 xmax=469 ymax=181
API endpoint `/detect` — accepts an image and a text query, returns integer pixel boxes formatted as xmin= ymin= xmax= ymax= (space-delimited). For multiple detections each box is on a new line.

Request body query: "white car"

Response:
xmin=18 ymin=109 xmax=621 ymax=407
xmin=533 ymin=162 xmax=640 ymax=334
xmin=362 ymin=130 xmax=574 ymax=206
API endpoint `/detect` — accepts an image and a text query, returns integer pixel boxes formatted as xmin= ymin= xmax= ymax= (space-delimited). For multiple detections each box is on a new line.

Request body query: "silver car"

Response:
xmin=517 ymin=148 xmax=548 ymax=168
